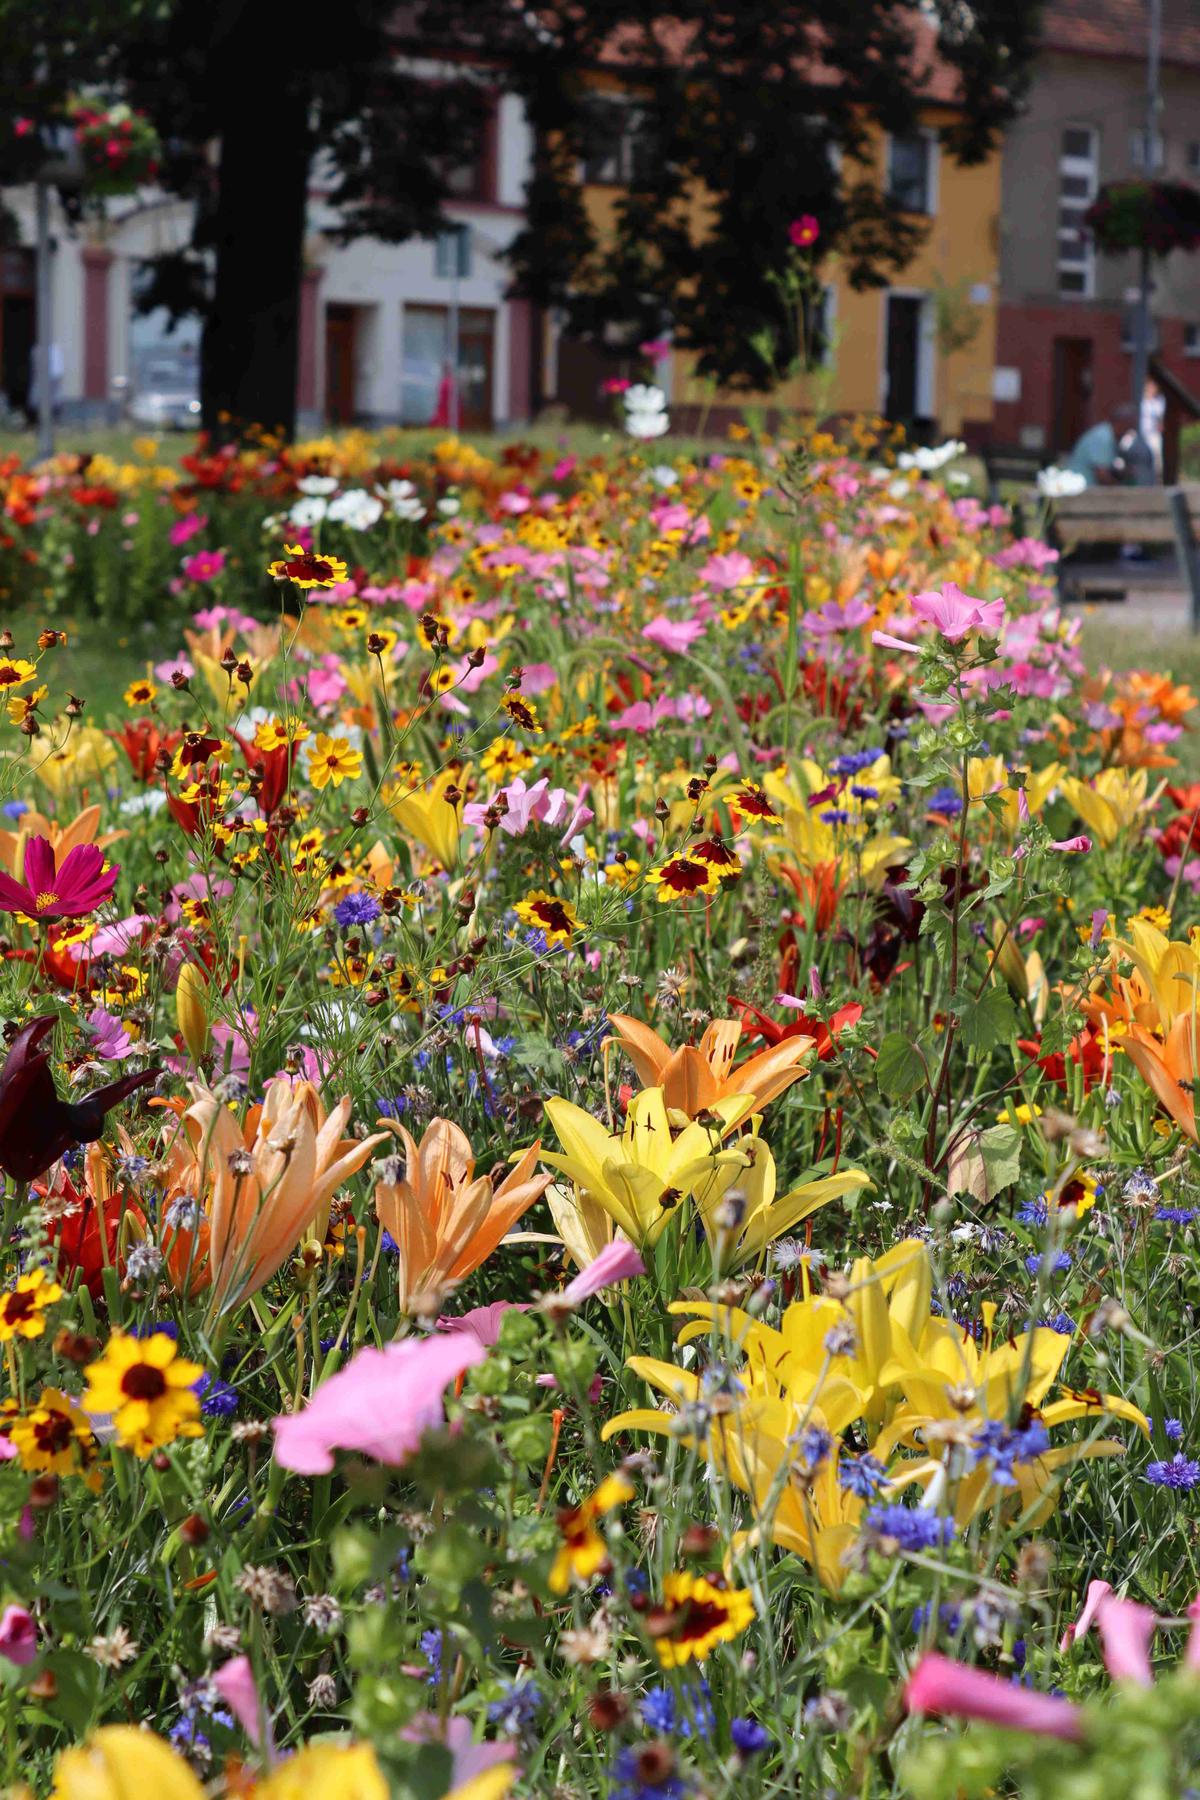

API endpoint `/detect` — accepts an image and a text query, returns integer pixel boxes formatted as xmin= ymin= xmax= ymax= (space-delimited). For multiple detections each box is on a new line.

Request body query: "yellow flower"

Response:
xmin=386 ymin=768 xmax=464 ymax=869
xmin=254 ymin=716 xmax=309 ymax=753
xmin=82 ymin=1332 xmax=205 ymax=1457
xmin=267 ymin=544 xmax=350 ymax=590
xmin=254 ymin=1741 xmax=388 ymax=1800
xmin=514 ymin=890 xmax=582 ymax=945
xmin=0 ymin=657 xmax=37 ymax=690
xmin=308 ymin=733 xmax=363 ymax=790
xmin=480 ymin=737 xmax=533 ymax=782
xmin=762 ymin=756 xmax=909 ymax=886
xmin=502 ymin=693 xmax=543 ymax=732
xmin=0 ymin=1268 xmax=63 ymax=1341
xmin=10 ymin=1388 xmax=101 ymax=1489
xmin=548 ymin=1471 xmax=634 ymax=1594
xmin=8 ymin=684 xmax=47 ymax=725
xmin=653 ymin=1571 xmax=755 ymax=1667
xmin=1058 ymin=766 xmax=1156 ymax=847
xmin=123 ymin=678 xmax=157 ymax=707
xmin=50 ymin=1727 xmax=205 ymax=1800
xmin=645 ymin=855 xmax=721 ymax=903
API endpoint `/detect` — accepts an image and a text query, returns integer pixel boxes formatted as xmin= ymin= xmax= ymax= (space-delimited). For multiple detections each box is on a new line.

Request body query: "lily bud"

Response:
xmin=175 ymin=963 xmax=210 ymax=1065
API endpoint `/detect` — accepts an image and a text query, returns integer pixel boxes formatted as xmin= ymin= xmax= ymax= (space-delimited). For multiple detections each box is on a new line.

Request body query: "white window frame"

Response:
xmin=886 ymin=128 xmax=939 ymax=217
xmin=1058 ymin=123 xmax=1099 ymax=300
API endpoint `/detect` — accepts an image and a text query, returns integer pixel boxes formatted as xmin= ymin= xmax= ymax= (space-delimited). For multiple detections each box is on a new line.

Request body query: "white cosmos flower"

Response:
xmin=1037 ymin=465 xmax=1087 ymax=498
xmin=326 ymin=488 xmax=383 ymax=531
xmin=649 ymin=464 xmax=678 ymax=487
xmin=381 ymin=479 xmax=425 ymax=522
xmin=289 ymin=496 xmax=328 ymax=527
xmin=297 ymin=475 xmax=338 ymax=496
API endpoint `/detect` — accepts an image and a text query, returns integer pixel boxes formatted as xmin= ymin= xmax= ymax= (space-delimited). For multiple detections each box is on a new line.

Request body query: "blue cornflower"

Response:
xmin=1016 ymin=1197 xmax=1049 ymax=1226
xmin=863 ymin=1504 xmax=955 ymax=1551
xmin=838 ymin=1452 xmax=888 ymax=1498
xmin=928 ymin=786 xmax=963 ymax=816
xmin=1144 ymin=1454 xmax=1200 ymax=1491
xmin=420 ymin=1628 xmax=443 ymax=1683
xmin=377 ymin=1094 xmax=409 ymax=1119
xmin=488 ymin=1679 xmax=543 ymax=1733
xmin=1035 ymin=1311 xmax=1076 ymax=1336
xmin=1147 ymin=1417 xmax=1185 ymax=1442
xmin=1024 ymin=1251 xmax=1072 ymax=1277
xmin=1123 ymin=1170 xmax=1160 ymax=1203
xmin=380 ymin=1229 xmax=399 ymax=1256
xmin=333 ymin=891 xmax=382 ymax=929
xmin=830 ymin=750 xmax=878 ymax=775
xmin=1155 ymin=1207 xmax=1199 ymax=1225
xmin=911 ymin=1601 xmax=963 ymax=1636
xmin=131 ymin=1319 xmax=179 ymax=1340
xmin=820 ymin=808 xmax=852 ymax=826
xmin=639 ymin=1681 xmax=713 ymax=1740
xmin=850 ymin=784 xmax=879 ymax=801
xmin=194 ymin=1374 xmax=238 ymax=1418
xmin=791 ymin=1423 xmax=833 ymax=1476
xmin=969 ymin=1417 xmax=1050 ymax=1486
xmin=730 ymin=1718 xmax=771 ymax=1756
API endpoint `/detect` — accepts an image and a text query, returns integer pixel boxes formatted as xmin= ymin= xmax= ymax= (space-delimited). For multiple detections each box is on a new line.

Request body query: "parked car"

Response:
xmin=128 ymin=359 xmax=201 ymax=430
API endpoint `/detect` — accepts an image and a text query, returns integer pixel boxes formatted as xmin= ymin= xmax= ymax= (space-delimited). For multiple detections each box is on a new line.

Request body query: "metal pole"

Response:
xmin=449 ymin=226 xmax=461 ymax=434
xmin=34 ymin=177 xmax=54 ymax=460
xmin=1127 ymin=0 xmax=1162 ymax=485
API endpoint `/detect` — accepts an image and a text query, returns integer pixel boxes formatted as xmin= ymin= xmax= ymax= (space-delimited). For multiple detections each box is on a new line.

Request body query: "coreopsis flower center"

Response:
xmin=2 ymin=1289 xmax=37 ymax=1324
xmin=120 ymin=1363 xmax=168 ymax=1402
xmin=34 ymin=1413 xmax=75 ymax=1455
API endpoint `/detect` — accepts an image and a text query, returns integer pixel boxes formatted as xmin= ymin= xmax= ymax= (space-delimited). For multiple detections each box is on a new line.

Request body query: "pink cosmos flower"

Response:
xmin=0 ymin=838 xmax=117 ymax=921
xmin=789 ymin=214 xmax=820 ymax=247
xmin=169 ymin=512 xmax=208 ymax=547
xmin=1096 ymin=1596 xmax=1156 ymax=1686
xmin=271 ymin=1331 xmax=486 ymax=1474
xmin=910 ymin=582 xmax=1006 ymax=641
xmin=561 ymin=1237 xmax=646 ymax=1304
xmin=905 ymin=1651 xmax=1082 ymax=1741
xmin=698 ymin=550 xmax=755 ymax=591
xmin=154 ymin=654 xmax=194 ymax=684
xmin=0 ymin=1605 xmax=36 ymax=1666
xmin=86 ymin=1007 xmax=135 ymax=1061
xmin=642 ymin=616 xmax=707 ymax=654
xmin=182 ymin=548 xmax=227 ymax=583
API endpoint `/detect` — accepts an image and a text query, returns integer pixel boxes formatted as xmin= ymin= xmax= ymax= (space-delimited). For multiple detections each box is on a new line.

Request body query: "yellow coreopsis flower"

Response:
xmin=308 ymin=733 xmax=364 ymax=790
xmin=653 ymin=1571 xmax=755 ymax=1667
xmin=548 ymin=1471 xmax=635 ymax=1594
xmin=0 ymin=1267 xmax=63 ymax=1341
xmin=82 ymin=1332 xmax=204 ymax=1457
xmin=10 ymin=1387 xmax=102 ymax=1489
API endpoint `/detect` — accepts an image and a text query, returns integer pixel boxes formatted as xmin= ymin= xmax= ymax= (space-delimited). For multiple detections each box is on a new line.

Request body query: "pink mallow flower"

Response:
xmin=561 ymin=1237 xmax=646 ymax=1304
xmin=213 ymin=1654 xmax=275 ymax=1760
xmin=271 ymin=1331 xmax=486 ymax=1473
xmin=642 ymin=616 xmax=707 ymax=654
xmin=0 ymin=1605 xmax=37 ymax=1667
xmin=910 ymin=582 xmax=1006 ymax=641
xmin=0 ymin=837 xmax=117 ymax=921
xmin=905 ymin=1651 xmax=1082 ymax=1741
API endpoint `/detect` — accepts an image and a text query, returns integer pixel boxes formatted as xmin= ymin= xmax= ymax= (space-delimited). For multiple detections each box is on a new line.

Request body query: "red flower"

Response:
xmin=0 ymin=1017 xmax=158 ymax=1183
xmin=1017 ymin=1028 xmax=1109 ymax=1094
xmin=788 ymin=215 xmax=820 ymax=248
xmin=729 ymin=998 xmax=864 ymax=1061
xmin=0 ymin=837 xmax=117 ymax=921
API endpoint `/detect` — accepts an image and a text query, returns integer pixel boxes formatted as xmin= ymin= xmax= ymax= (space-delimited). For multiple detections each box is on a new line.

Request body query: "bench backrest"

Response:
xmin=1053 ymin=484 xmax=1200 ymax=547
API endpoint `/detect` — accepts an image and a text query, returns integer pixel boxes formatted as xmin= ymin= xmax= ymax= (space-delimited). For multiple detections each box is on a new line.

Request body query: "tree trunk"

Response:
xmin=201 ymin=14 xmax=310 ymax=441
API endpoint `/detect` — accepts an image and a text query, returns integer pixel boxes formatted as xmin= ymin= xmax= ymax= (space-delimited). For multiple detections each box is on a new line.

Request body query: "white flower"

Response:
xmin=898 ymin=439 xmax=966 ymax=473
xmin=289 ymin=496 xmax=328 ymax=528
xmin=381 ymin=479 xmax=425 ymax=522
xmin=624 ymin=383 xmax=667 ymax=418
xmin=437 ymin=496 xmax=461 ymax=517
xmin=649 ymin=464 xmax=678 ymax=488
xmin=627 ymin=411 xmax=670 ymax=439
xmin=326 ymin=488 xmax=383 ymax=531
xmin=1037 ymin=465 xmax=1087 ymax=498
xmin=297 ymin=475 xmax=338 ymax=496
xmin=119 ymin=790 xmax=167 ymax=817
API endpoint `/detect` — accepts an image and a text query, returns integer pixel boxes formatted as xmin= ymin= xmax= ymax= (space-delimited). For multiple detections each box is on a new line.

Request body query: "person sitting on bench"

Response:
xmin=1065 ymin=419 xmax=1122 ymax=487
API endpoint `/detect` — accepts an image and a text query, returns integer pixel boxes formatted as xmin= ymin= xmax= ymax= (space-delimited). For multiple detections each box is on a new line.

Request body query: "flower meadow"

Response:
xmin=3 ymin=425 xmax=1200 ymax=1798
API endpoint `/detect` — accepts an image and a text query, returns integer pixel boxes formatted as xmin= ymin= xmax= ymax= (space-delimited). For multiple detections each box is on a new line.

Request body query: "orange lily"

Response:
xmin=375 ymin=1117 xmax=551 ymax=1311
xmin=0 ymin=802 xmax=124 ymax=877
xmin=606 ymin=1012 xmax=813 ymax=1119
xmin=1122 ymin=1017 xmax=1200 ymax=1142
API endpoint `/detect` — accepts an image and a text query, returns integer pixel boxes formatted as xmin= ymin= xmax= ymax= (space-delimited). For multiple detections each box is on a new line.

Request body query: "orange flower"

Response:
xmin=374 ymin=1117 xmax=550 ymax=1311
xmin=1122 ymin=1019 xmax=1200 ymax=1142
xmin=163 ymin=1081 xmax=390 ymax=1315
xmin=607 ymin=1012 xmax=813 ymax=1119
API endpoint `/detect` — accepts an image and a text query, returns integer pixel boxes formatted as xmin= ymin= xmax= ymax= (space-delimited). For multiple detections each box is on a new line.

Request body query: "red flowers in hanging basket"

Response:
xmin=1084 ymin=179 xmax=1200 ymax=256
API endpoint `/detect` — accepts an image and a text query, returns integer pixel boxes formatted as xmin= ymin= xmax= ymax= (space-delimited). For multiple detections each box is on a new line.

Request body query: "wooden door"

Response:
xmin=325 ymin=305 xmax=357 ymax=425
xmin=457 ymin=310 xmax=495 ymax=429
xmin=1052 ymin=336 xmax=1093 ymax=454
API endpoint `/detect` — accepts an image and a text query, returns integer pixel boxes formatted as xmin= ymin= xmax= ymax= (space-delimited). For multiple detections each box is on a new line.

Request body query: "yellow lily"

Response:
xmin=1058 ymin=766 xmax=1159 ymax=847
xmin=254 ymin=1741 xmax=389 ymax=1799
xmin=50 ymin=1726 xmax=204 ymax=1800
xmin=386 ymin=768 xmax=465 ymax=869
xmin=541 ymin=1088 xmax=755 ymax=1248
xmin=30 ymin=726 xmax=117 ymax=800
xmin=964 ymin=758 xmax=1063 ymax=836
xmin=688 ymin=1131 xmax=873 ymax=1271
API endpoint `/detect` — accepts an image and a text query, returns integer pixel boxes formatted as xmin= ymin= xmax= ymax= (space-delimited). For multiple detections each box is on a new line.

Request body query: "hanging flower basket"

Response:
xmin=68 ymin=98 xmax=160 ymax=197
xmin=1084 ymin=179 xmax=1200 ymax=257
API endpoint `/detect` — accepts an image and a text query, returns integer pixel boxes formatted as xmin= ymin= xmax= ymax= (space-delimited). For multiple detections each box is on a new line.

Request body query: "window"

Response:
xmin=1186 ymin=324 xmax=1200 ymax=357
xmin=580 ymin=96 xmax=655 ymax=185
xmin=888 ymin=133 xmax=936 ymax=213
xmin=1189 ymin=142 xmax=1200 ymax=173
xmin=803 ymin=287 xmax=837 ymax=367
xmin=1058 ymin=125 xmax=1098 ymax=298
xmin=400 ymin=305 xmax=494 ymax=427
xmin=1130 ymin=129 xmax=1165 ymax=171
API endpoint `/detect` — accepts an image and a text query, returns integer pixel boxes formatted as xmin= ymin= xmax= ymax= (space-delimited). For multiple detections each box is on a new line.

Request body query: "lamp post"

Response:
xmin=1126 ymin=0 xmax=1163 ymax=486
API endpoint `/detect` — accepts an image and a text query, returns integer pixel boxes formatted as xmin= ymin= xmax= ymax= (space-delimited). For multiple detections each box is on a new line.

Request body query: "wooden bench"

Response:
xmin=1050 ymin=485 xmax=1200 ymax=628
xmin=982 ymin=444 xmax=1045 ymax=507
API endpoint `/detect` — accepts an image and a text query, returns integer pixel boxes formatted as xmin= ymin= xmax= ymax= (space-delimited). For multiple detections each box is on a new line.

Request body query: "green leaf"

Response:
xmin=43 ymin=1650 xmax=102 ymax=1736
xmin=876 ymin=1033 xmax=929 ymax=1101
xmin=957 ymin=987 xmax=1017 ymax=1052
xmin=978 ymin=1123 xmax=1023 ymax=1194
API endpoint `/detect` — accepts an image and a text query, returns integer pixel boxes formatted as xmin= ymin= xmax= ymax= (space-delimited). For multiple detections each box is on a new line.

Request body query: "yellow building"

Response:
xmin=547 ymin=99 xmax=1002 ymax=442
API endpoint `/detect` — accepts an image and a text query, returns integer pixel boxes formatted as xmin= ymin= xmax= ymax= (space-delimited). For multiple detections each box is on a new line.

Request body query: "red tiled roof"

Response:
xmin=1039 ymin=0 xmax=1200 ymax=70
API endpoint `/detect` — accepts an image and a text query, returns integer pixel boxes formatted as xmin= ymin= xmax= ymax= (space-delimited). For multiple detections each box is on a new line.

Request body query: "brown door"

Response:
xmin=457 ymin=310 xmax=495 ymax=429
xmin=1052 ymin=337 xmax=1093 ymax=453
xmin=324 ymin=305 xmax=357 ymax=425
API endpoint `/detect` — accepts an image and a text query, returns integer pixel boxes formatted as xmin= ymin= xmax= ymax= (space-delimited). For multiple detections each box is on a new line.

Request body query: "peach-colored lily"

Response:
xmin=606 ymin=1012 xmax=813 ymax=1118
xmin=375 ymin=1117 xmax=550 ymax=1312
xmin=0 ymin=803 xmax=124 ymax=878
xmin=165 ymin=1081 xmax=389 ymax=1316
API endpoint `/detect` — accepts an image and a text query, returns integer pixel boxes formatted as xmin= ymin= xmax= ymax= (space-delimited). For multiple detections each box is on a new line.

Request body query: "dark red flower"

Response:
xmin=0 ymin=1017 xmax=158 ymax=1183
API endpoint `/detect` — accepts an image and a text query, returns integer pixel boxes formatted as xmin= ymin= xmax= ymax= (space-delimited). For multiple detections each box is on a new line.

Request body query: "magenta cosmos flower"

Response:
xmin=789 ymin=214 xmax=820 ymax=247
xmin=0 ymin=837 xmax=118 ymax=921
